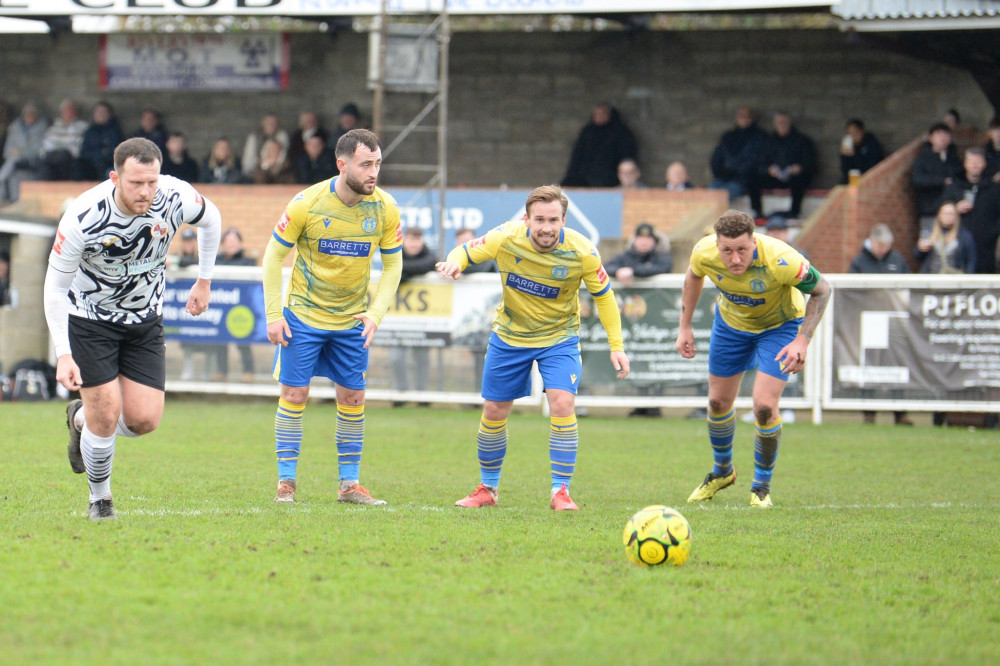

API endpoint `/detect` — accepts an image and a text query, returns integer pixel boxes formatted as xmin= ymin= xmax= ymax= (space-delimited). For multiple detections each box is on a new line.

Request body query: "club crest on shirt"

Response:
xmin=751 ymin=279 xmax=766 ymax=293
xmin=151 ymin=221 xmax=169 ymax=238
xmin=551 ymin=265 xmax=569 ymax=279
xmin=362 ymin=217 xmax=377 ymax=233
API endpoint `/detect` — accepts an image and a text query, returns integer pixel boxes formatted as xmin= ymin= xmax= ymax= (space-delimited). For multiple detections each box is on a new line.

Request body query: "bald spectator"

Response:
xmin=664 ymin=161 xmax=693 ymax=191
xmin=941 ymin=146 xmax=1000 ymax=274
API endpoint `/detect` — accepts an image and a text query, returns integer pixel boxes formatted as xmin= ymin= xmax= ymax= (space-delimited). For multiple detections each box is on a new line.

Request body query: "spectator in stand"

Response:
xmin=605 ymin=222 xmax=673 ymax=287
xmin=212 ymin=228 xmax=257 ymax=382
xmin=942 ymin=108 xmax=961 ymax=131
xmin=132 ymin=108 xmax=168 ymax=153
xmin=200 ymin=137 xmax=247 ymax=185
xmin=40 ymin=99 xmax=88 ymax=181
xmin=0 ymin=102 xmax=48 ymax=203
xmin=605 ymin=222 xmax=672 ymax=417
xmin=749 ymin=111 xmax=817 ymax=221
xmin=160 ymin=132 xmax=200 ymax=184
xmin=664 ymin=161 xmax=693 ymax=190
xmin=848 ymin=223 xmax=913 ymax=426
xmin=915 ymin=201 xmax=975 ymax=274
xmin=561 ymin=103 xmax=638 ymax=188
xmin=294 ymin=134 xmax=338 ymax=184
xmin=287 ymin=110 xmax=328 ymax=166
xmin=911 ymin=122 xmax=963 ymax=238
xmin=252 ymin=138 xmax=297 ymax=185
xmin=709 ymin=106 xmax=767 ymax=204
xmin=616 ymin=158 xmax=646 ymax=188
xmin=839 ymin=118 xmax=885 ymax=184
xmin=328 ymin=103 xmax=361 ymax=149
xmin=241 ymin=113 xmax=288 ymax=179
xmin=942 ymin=146 xmax=1000 ymax=274
xmin=391 ymin=227 xmax=438 ymax=406
xmin=79 ymin=101 xmax=124 ymax=181
xmin=984 ymin=115 xmax=1000 ymax=183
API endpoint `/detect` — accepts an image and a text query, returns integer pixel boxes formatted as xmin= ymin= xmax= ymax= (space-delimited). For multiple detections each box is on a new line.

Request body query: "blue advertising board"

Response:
xmin=162 ymin=279 xmax=268 ymax=344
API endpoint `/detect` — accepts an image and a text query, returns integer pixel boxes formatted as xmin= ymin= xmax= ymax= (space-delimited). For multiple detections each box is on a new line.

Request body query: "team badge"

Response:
xmin=551 ymin=265 xmax=569 ymax=279
xmin=750 ymin=279 xmax=766 ymax=293
xmin=362 ymin=217 xmax=377 ymax=233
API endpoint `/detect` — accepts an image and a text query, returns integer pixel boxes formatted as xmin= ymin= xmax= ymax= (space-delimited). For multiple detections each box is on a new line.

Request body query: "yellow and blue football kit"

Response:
xmin=690 ymin=232 xmax=820 ymax=379
xmin=261 ymin=177 xmax=403 ymax=484
xmin=447 ymin=220 xmax=626 ymax=495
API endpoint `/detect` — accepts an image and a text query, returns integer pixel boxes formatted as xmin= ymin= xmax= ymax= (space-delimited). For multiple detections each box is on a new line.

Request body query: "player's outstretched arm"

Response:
xmin=435 ymin=261 xmax=462 ymax=280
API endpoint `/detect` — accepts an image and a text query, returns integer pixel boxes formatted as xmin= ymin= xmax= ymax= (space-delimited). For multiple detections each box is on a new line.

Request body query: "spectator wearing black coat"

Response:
xmin=749 ymin=111 xmax=817 ymax=220
xmin=561 ymin=103 xmax=638 ymax=188
xmin=294 ymin=135 xmax=338 ymax=184
xmin=848 ymin=223 xmax=912 ymax=426
xmin=839 ymin=118 xmax=885 ymax=184
xmin=79 ymin=101 xmax=124 ymax=181
xmin=131 ymin=108 xmax=168 ymax=153
xmin=911 ymin=122 xmax=963 ymax=237
xmin=709 ymin=106 xmax=767 ymax=202
xmin=941 ymin=146 xmax=1000 ymax=274
xmin=160 ymin=132 xmax=200 ymax=184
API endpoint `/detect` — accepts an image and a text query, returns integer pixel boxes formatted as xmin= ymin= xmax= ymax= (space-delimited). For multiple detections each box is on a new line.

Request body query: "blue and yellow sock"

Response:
xmin=336 ymin=403 xmax=365 ymax=482
xmin=477 ymin=416 xmax=507 ymax=488
xmin=707 ymin=408 xmax=736 ymax=477
xmin=752 ymin=417 xmax=782 ymax=492
xmin=549 ymin=414 xmax=578 ymax=491
xmin=275 ymin=398 xmax=305 ymax=481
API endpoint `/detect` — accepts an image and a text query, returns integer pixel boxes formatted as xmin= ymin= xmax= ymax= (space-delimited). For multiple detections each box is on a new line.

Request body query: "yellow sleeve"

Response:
xmin=366 ymin=249 xmax=402 ymax=327
xmin=447 ymin=223 xmax=507 ymax=270
xmin=593 ymin=289 xmax=625 ymax=352
xmin=262 ymin=235 xmax=294 ymax=323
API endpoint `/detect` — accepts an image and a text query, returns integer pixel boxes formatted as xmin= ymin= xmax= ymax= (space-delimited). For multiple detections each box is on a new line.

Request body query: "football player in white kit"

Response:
xmin=44 ymin=137 xmax=222 ymax=521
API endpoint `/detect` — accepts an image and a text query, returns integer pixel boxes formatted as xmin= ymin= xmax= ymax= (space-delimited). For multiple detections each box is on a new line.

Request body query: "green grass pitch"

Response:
xmin=1 ymin=399 xmax=998 ymax=665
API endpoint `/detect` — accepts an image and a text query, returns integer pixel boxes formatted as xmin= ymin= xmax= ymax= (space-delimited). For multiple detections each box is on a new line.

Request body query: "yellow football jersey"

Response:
xmin=450 ymin=221 xmax=612 ymax=348
xmin=690 ymin=233 xmax=810 ymax=333
xmin=272 ymin=178 xmax=402 ymax=330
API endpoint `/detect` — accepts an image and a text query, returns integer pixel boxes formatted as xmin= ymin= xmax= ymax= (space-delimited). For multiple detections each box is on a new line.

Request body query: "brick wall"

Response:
xmin=797 ymin=137 xmax=925 ymax=273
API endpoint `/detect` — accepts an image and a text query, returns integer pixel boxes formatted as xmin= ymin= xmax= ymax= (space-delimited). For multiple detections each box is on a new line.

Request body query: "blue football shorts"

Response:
xmin=271 ymin=309 xmax=368 ymax=390
xmin=708 ymin=312 xmax=803 ymax=380
xmin=481 ymin=332 xmax=582 ymax=402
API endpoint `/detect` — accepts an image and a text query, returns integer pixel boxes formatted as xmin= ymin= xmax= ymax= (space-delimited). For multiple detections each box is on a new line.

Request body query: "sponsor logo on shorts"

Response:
xmin=570 ymin=373 xmax=578 ymax=384
xmin=720 ymin=290 xmax=765 ymax=307
xmin=319 ymin=239 xmax=372 ymax=257
xmin=506 ymin=273 xmax=560 ymax=299
xmin=362 ymin=217 xmax=377 ymax=233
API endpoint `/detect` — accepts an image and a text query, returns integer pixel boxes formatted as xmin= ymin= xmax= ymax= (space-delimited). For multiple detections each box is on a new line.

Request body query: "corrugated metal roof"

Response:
xmin=833 ymin=0 xmax=1000 ymax=20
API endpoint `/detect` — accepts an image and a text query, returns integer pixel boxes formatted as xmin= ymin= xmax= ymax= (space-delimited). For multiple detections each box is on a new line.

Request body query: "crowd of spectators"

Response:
xmin=0 ymin=100 xmax=367 ymax=203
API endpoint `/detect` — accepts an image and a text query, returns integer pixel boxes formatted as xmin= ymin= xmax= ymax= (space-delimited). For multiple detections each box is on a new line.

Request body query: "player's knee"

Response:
xmin=708 ymin=398 xmax=728 ymax=414
xmin=754 ymin=405 xmax=775 ymax=425
xmin=129 ymin=415 xmax=160 ymax=436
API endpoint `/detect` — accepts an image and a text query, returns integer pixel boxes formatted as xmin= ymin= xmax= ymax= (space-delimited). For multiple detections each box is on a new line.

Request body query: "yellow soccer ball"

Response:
xmin=622 ymin=505 xmax=692 ymax=567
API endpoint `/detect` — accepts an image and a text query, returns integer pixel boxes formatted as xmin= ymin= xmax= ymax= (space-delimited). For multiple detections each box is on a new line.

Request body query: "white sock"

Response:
xmin=81 ymin=426 xmax=116 ymax=503
xmin=115 ymin=413 xmax=138 ymax=438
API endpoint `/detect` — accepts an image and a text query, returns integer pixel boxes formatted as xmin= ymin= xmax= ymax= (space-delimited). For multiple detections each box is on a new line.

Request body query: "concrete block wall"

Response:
xmin=0 ymin=28 xmax=993 ymax=194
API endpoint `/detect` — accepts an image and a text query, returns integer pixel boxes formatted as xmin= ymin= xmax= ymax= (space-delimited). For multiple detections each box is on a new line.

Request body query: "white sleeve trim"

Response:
xmin=43 ymin=266 xmax=76 ymax=358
